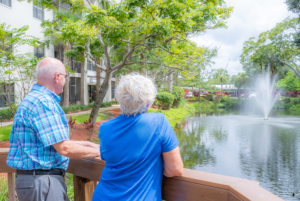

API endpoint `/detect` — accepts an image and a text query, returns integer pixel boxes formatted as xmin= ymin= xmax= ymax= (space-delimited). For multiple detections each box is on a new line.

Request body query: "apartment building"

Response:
xmin=0 ymin=0 xmax=115 ymax=107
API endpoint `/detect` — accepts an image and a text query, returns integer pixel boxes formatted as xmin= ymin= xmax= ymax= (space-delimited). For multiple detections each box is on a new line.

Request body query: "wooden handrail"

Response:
xmin=0 ymin=148 xmax=284 ymax=201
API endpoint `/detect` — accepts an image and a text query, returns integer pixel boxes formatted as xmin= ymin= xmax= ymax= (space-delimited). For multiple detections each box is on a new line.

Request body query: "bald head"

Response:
xmin=36 ymin=57 xmax=67 ymax=95
xmin=36 ymin=57 xmax=65 ymax=79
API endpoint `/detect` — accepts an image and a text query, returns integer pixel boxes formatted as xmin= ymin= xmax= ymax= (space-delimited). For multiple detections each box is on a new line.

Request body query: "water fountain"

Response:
xmin=255 ymin=68 xmax=280 ymax=120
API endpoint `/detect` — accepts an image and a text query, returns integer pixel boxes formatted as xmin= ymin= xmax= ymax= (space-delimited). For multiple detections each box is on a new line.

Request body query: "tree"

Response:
xmin=233 ymin=73 xmax=249 ymax=92
xmin=42 ymin=10 xmax=82 ymax=107
xmin=210 ymin=67 xmax=230 ymax=93
xmin=32 ymin=0 xmax=233 ymax=122
xmin=240 ymin=18 xmax=299 ymax=79
xmin=275 ymin=70 xmax=300 ymax=91
xmin=0 ymin=23 xmax=39 ymax=113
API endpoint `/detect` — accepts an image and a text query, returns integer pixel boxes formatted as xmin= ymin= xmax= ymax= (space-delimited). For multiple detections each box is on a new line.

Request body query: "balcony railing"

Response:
xmin=0 ymin=148 xmax=284 ymax=201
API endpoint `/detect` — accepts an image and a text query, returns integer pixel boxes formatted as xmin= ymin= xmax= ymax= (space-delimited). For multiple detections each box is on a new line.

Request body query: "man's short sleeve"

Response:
xmin=31 ymin=101 xmax=69 ymax=147
xmin=160 ymin=114 xmax=179 ymax=153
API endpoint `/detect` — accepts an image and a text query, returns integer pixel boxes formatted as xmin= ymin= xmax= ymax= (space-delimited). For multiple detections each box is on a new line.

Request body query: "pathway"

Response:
xmin=0 ymin=105 xmax=121 ymax=127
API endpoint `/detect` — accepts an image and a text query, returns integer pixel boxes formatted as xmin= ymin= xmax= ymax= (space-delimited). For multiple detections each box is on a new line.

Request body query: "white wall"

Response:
xmin=0 ymin=0 xmax=53 ymax=104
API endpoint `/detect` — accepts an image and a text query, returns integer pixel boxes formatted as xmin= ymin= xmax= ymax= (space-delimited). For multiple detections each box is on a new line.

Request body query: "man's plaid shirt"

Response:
xmin=6 ymin=84 xmax=70 ymax=170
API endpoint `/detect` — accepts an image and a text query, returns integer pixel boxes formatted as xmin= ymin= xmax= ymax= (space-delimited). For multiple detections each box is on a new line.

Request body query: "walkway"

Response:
xmin=0 ymin=105 xmax=121 ymax=127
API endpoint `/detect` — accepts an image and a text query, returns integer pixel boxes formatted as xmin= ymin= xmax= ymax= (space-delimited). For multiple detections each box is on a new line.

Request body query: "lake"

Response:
xmin=174 ymin=108 xmax=300 ymax=201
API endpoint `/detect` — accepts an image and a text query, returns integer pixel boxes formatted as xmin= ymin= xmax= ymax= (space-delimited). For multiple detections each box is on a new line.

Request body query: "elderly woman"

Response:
xmin=92 ymin=74 xmax=183 ymax=201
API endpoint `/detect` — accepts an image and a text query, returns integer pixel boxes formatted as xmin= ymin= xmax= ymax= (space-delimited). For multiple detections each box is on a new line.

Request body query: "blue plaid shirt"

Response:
xmin=6 ymin=84 xmax=69 ymax=170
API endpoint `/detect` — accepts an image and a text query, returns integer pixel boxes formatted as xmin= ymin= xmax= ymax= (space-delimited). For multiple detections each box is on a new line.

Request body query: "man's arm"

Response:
xmin=162 ymin=146 xmax=183 ymax=177
xmin=72 ymin=141 xmax=100 ymax=149
xmin=53 ymin=140 xmax=100 ymax=159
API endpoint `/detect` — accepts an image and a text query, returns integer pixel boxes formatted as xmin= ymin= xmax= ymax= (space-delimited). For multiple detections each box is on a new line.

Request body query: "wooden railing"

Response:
xmin=0 ymin=148 xmax=284 ymax=201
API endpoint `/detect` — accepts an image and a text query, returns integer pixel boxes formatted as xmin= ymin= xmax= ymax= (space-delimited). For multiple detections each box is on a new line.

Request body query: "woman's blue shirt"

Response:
xmin=92 ymin=112 xmax=179 ymax=201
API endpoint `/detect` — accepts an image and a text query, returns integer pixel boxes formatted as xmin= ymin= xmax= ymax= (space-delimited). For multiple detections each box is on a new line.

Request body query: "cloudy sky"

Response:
xmin=191 ymin=0 xmax=297 ymax=75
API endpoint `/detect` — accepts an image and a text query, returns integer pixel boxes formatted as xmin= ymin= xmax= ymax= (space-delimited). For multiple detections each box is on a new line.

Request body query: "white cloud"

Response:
xmin=191 ymin=0 xmax=298 ymax=75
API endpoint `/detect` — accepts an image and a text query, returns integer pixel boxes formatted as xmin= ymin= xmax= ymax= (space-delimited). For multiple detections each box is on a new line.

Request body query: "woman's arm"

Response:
xmin=162 ymin=146 xmax=183 ymax=177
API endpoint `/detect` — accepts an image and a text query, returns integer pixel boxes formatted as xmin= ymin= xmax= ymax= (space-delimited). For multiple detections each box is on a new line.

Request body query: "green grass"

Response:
xmin=0 ymin=125 xmax=12 ymax=142
xmin=148 ymin=103 xmax=196 ymax=128
xmin=71 ymin=112 xmax=110 ymax=124
xmin=0 ymin=113 xmax=110 ymax=142
xmin=0 ymin=177 xmax=9 ymax=201
xmin=65 ymin=173 xmax=74 ymax=201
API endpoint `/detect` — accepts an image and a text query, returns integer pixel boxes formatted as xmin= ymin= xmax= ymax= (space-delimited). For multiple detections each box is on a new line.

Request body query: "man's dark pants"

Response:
xmin=16 ymin=173 xmax=69 ymax=201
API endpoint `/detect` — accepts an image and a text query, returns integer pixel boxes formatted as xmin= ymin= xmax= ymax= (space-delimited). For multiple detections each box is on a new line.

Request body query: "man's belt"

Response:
xmin=16 ymin=169 xmax=65 ymax=176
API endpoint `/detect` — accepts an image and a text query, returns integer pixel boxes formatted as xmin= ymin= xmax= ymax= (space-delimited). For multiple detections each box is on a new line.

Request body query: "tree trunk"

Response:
xmin=167 ymin=69 xmax=173 ymax=93
xmin=174 ymin=71 xmax=179 ymax=86
xmin=80 ymin=57 xmax=88 ymax=105
xmin=90 ymin=71 xmax=111 ymax=123
xmin=163 ymin=73 xmax=167 ymax=90
xmin=63 ymin=43 xmax=71 ymax=107
xmin=95 ymin=64 xmax=101 ymax=103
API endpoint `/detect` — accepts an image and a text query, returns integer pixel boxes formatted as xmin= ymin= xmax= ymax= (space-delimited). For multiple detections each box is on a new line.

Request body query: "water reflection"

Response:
xmin=175 ymin=109 xmax=300 ymax=201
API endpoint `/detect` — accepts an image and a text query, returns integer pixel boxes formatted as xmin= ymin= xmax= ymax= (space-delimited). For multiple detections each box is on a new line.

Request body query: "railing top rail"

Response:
xmin=0 ymin=148 xmax=284 ymax=201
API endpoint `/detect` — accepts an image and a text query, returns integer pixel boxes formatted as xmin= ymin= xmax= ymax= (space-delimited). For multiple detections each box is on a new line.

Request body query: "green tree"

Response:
xmin=241 ymin=18 xmax=299 ymax=79
xmin=0 ymin=23 xmax=40 ymax=114
xmin=32 ymin=0 xmax=233 ymax=122
xmin=275 ymin=70 xmax=300 ymax=91
xmin=210 ymin=67 xmax=230 ymax=93
xmin=232 ymin=73 xmax=249 ymax=92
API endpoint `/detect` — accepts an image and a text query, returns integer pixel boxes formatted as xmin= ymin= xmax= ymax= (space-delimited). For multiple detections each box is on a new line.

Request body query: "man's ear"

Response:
xmin=54 ymin=73 xmax=60 ymax=83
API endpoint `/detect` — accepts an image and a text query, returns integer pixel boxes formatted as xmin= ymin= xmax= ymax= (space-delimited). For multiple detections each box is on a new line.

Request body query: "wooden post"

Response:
xmin=7 ymin=173 xmax=15 ymax=201
xmin=73 ymin=175 xmax=97 ymax=201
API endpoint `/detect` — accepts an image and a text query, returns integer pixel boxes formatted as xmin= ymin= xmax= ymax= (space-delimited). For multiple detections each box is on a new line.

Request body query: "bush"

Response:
xmin=101 ymin=102 xmax=112 ymax=107
xmin=79 ymin=105 xmax=89 ymax=111
xmin=292 ymin=98 xmax=300 ymax=104
xmin=0 ymin=108 xmax=14 ymax=120
xmin=88 ymin=102 xmax=95 ymax=108
xmin=283 ymin=97 xmax=291 ymax=103
xmin=110 ymin=101 xmax=119 ymax=104
xmin=205 ymin=94 xmax=213 ymax=101
xmin=155 ymin=92 xmax=174 ymax=110
xmin=171 ymin=87 xmax=185 ymax=107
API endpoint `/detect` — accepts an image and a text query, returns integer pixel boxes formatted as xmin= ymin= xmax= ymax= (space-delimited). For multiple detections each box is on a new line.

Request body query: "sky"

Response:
xmin=191 ymin=0 xmax=298 ymax=75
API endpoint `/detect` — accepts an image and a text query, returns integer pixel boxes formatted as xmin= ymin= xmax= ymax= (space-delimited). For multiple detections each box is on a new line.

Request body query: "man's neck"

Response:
xmin=36 ymin=81 xmax=57 ymax=95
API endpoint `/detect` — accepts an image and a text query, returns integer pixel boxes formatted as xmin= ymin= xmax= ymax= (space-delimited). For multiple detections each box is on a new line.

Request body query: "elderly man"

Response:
xmin=6 ymin=57 xmax=100 ymax=201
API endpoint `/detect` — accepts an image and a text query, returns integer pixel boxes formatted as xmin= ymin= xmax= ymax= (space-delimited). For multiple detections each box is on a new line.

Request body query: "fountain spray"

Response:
xmin=255 ymin=65 xmax=280 ymax=120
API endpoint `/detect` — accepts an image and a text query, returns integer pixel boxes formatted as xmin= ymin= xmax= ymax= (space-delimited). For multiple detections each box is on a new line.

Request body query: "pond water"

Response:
xmin=174 ymin=108 xmax=300 ymax=201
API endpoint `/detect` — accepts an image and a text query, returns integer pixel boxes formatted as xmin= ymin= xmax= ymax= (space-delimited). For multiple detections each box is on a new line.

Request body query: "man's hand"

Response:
xmin=53 ymin=140 xmax=100 ymax=159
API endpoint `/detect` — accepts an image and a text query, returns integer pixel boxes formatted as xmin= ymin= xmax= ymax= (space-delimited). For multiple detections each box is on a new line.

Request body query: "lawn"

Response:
xmin=0 ymin=125 xmax=12 ymax=141
xmin=70 ymin=112 xmax=110 ymax=124
xmin=0 ymin=112 xmax=110 ymax=142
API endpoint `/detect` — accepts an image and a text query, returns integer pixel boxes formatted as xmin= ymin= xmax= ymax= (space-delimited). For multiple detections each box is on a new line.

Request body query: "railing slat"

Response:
xmin=7 ymin=173 xmax=15 ymax=201
xmin=74 ymin=175 xmax=97 ymax=201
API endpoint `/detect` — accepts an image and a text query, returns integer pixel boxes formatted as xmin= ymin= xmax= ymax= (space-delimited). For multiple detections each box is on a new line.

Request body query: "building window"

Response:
xmin=0 ymin=0 xmax=11 ymax=7
xmin=33 ymin=5 xmax=44 ymax=20
xmin=34 ymin=46 xmax=44 ymax=59
xmin=0 ymin=84 xmax=14 ymax=108
xmin=71 ymin=60 xmax=81 ymax=73
xmin=87 ymin=62 xmax=96 ymax=71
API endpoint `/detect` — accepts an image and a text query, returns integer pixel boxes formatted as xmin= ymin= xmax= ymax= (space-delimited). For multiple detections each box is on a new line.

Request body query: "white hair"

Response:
xmin=115 ymin=73 xmax=157 ymax=116
xmin=36 ymin=59 xmax=64 ymax=78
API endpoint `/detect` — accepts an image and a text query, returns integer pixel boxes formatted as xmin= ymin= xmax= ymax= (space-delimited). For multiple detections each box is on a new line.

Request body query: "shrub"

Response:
xmin=110 ymin=101 xmax=119 ymax=104
xmin=79 ymin=105 xmax=89 ymax=111
xmin=292 ymin=98 xmax=300 ymax=104
xmin=171 ymin=87 xmax=185 ymax=107
xmin=0 ymin=108 xmax=14 ymax=120
xmin=88 ymin=102 xmax=95 ymax=108
xmin=205 ymin=94 xmax=213 ymax=101
xmin=283 ymin=97 xmax=291 ymax=103
xmin=101 ymin=102 xmax=112 ymax=107
xmin=155 ymin=92 xmax=174 ymax=110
